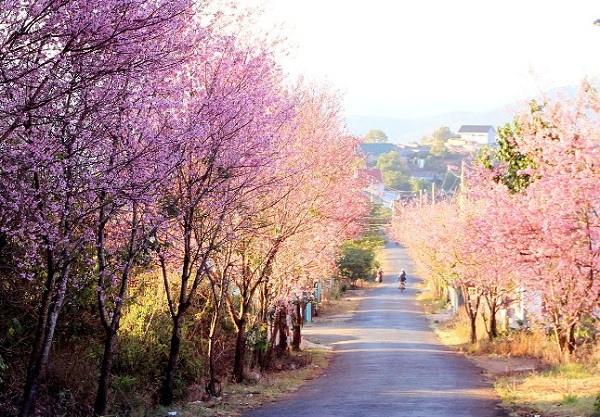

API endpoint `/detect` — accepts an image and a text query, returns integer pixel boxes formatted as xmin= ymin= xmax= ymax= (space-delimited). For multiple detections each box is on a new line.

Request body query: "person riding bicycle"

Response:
xmin=398 ymin=270 xmax=407 ymax=290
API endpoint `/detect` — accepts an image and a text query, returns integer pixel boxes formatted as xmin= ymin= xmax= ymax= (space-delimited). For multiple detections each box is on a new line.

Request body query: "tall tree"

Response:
xmin=376 ymin=151 xmax=411 ymax=190
xmin=429 ymin=126 xmax=453 ymax=157
xmin=221 ymin=81 xmax=367 ymax=382
xmin=0 ymin=1 xmax=194 ymax=415
xmin=494 ymin=83 xmax=600 ymax=359
xmin=464 ymin=81 xmax=600 ymax=358
xmin=154 ymin=29 xmax=291 ymax=403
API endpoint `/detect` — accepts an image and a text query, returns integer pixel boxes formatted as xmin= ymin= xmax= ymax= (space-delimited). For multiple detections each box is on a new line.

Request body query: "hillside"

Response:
xmin=347 ymin=85 xmax=578 ymax=144
xmin=346 ymin=106 xmax=516 ymax=144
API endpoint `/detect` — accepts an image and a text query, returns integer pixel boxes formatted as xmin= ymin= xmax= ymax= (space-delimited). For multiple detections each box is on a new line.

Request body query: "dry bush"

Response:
xmin=42 ymin=343 xmax=99 ymax=417
xmin=478 ymin=328 xmax=552 ymax=358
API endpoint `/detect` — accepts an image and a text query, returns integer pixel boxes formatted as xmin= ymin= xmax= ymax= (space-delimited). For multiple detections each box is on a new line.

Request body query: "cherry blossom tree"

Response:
xmin=152 ymin=25 xmax=294 ymax=402
xmin=490 ymin=84 xmax=600 ymax=359
xmin=91 ymin=114 xmax=180 ymax=415
xmin=391 ymin=199 xmax=459 ymax=302
xmin=460 ymin=82 xmax=600 ymax=356
xmin=394 ymin=82 xmax=600 ymax=356
xmin=392 ymin=198 xmax=487 ymax=343
xmin=0 ymin=1 xmax=196 ymax=415
xmin=219 ymin=81 xmax=368 ymax=382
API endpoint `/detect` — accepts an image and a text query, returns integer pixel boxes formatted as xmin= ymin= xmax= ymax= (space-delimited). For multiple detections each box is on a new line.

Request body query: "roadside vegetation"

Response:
xmin=149 ymin=281 xmax=370 ymax=417
xmin=396 ymin=84 xmax=600 ymax=417
xmin=0 ymin=2 xmax=380 ymax=416
xmin=421 ymin=284 xmax=600 ymax=417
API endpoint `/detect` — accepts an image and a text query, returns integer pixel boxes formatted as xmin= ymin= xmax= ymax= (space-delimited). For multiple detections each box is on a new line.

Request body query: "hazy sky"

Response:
xmin=253 ymin=0 xmax=600 ymax=119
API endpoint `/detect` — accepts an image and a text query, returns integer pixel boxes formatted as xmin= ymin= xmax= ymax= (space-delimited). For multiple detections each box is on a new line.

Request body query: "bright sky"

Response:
xmin=252 ymin=0 xmax=600 ymax=119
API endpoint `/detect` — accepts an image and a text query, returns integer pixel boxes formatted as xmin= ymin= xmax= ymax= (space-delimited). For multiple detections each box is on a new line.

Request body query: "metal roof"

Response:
xmin=457 ymin=125 xmax=494 ymax=133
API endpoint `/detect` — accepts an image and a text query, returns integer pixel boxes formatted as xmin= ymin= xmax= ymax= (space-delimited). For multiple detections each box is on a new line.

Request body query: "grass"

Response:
xmin=495 ymin=368 xmax=600 ymax=416
xmin=418 ymin=284 xmax=600 ymax=417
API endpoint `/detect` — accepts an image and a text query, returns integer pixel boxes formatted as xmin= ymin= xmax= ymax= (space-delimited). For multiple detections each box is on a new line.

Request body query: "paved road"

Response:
xmin=243 ymin=242 xmax=507 ymax=417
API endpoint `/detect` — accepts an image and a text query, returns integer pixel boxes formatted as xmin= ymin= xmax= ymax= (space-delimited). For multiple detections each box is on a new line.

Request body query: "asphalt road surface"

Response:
xmin=243 ymin=241 xmax=508 ymax=417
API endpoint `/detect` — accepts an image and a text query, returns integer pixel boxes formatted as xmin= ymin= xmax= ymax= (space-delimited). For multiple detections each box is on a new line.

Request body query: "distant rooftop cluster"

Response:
xmin=358 ymin=124 xmax=496 ymax=162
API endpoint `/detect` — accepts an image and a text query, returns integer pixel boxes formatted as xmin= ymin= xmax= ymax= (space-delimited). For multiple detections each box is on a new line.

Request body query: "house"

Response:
xmin=356 ymin=167 xmax=385 ymax=197
xmin=358 ymin=143 xmax=401 ymax=165
xmin=458 ymin=125 xmax=496 ymax=145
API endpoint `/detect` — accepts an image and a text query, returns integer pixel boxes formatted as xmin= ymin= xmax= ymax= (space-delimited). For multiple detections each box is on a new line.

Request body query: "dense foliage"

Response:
xmin=0 ymin=1 xmax=369 ymax=415
xmin=391 ymin=82 xmax=600 ymax=361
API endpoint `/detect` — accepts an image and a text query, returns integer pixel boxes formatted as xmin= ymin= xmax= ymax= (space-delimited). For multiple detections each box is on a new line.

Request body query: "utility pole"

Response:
xmin=459 ymin=160 xmax=465 ymax=210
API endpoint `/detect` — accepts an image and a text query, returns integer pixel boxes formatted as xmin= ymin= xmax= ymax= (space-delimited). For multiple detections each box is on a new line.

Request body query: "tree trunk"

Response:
xmin=554 ymin=323 xmax=577 ymax=362
xmin=555 ymin=326 xmax=568 ymax=362
xmin=272 ymin=307 xmax=288 ymax=357
xmin=20 ymin=271 xmax=54 ymax=417
xmin=93 ymin=203 xmax=137 ymax=416
xmin=482 ymin=298 xmax=499 ymax=342
xmin=462 ymin=286 xmax=480 ymax=345
xmin=206 ymin=310 xmax=221 ymax=397
xmin=20 ymin=270 xmax=68 ymax=417
xmin=489 ymin=306 xmax=498 ymax=340
xmin=469 ymin=314 xmax=477 ymax=344
xmin=258 ymin=281 xmax=269 ymax=323
xmin=291 ymin=302 xmax=302 ymax=352
xmin=160 ymin=314 xmax=183 ymax=405
xmin=232 ymin=317 xmax=247 ymax=383
xmin=568 ymin=324 xmax=576 ymax=355
xmin=481 ymin=310 xmax=491 ymax=342
xmin=94 ymin=325 xmax=118 ymax=416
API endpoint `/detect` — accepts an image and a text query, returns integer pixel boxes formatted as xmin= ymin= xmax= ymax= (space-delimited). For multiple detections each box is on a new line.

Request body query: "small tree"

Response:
xmin=478 ymin=116 xmax=535 ymax=193
xmin=364 ymin=129 xmax=389 ymax=143
xmin=336 ymin=240 xmax=379 ymax=283
xmin=377 ymin=151 xmax=412 ymax=190
xmin=377 ymin=151 xmax=405 ymax=172
xmin=383 ymin=171 xmax=412 ymax=191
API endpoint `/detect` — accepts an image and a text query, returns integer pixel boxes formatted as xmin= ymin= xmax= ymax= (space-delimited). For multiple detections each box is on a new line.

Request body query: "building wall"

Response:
xmin=459 ymin=129 xmax=495 ymax=144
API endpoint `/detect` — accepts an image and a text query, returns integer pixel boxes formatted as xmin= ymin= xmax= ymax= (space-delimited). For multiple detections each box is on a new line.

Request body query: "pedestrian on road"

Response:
xmin=376 ymin=268 xmax=383 ymax=283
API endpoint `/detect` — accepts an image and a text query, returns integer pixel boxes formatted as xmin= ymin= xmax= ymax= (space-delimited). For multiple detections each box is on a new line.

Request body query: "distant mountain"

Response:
xmin=347 ymin=85 xmax=578 ymax=144
xmin=346 ymin=107 xmax=516 ymax=144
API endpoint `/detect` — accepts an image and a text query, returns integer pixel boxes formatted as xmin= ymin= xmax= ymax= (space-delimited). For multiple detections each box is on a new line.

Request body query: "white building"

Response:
xmin=458 ymin=125 xmax=496 ymax=145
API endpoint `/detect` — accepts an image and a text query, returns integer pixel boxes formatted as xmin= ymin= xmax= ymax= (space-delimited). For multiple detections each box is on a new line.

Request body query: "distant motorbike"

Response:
xmin=399 ymin=280 xmax=406 ymax=291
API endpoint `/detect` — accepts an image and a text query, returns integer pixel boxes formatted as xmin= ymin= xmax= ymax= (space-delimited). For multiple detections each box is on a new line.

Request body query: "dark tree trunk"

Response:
xmin=206 ymin=311 xmax=221 ymax=397
xmin=462 ymin=287 xmax=479 ymax=345
xmin=160 ymin=314 xmax=183 ymax=405
xmin=20 ymin=271 xmax=54 ymax=417
xmin=272 ymin=307 xmax=288 ymax=357
xmin=488 ymin=293 xmax=501 ymax=340
xmin=568 ymin=324 xmax=576 ymax=354
xmin=93 ymin=202 xmax=138 ymax=416
xmin=489 ymin=306 xmax=498 ymax=340
xmin=469 ymin=315 xmax=477 ymax=344
xmin=20 ymin=269 xmax=68 ymax=417
xmin=291 ymin=302 xmax=302 ymax=352
xmin=94 ymin=325 xmax=118 ymax=416
xmin=554 ymin=323 xmax=577 ymax=362
xmin=482 ymin=297 xmax=499 ymax=342
xmin=232 ymin=318 xmax=247 ymax=383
